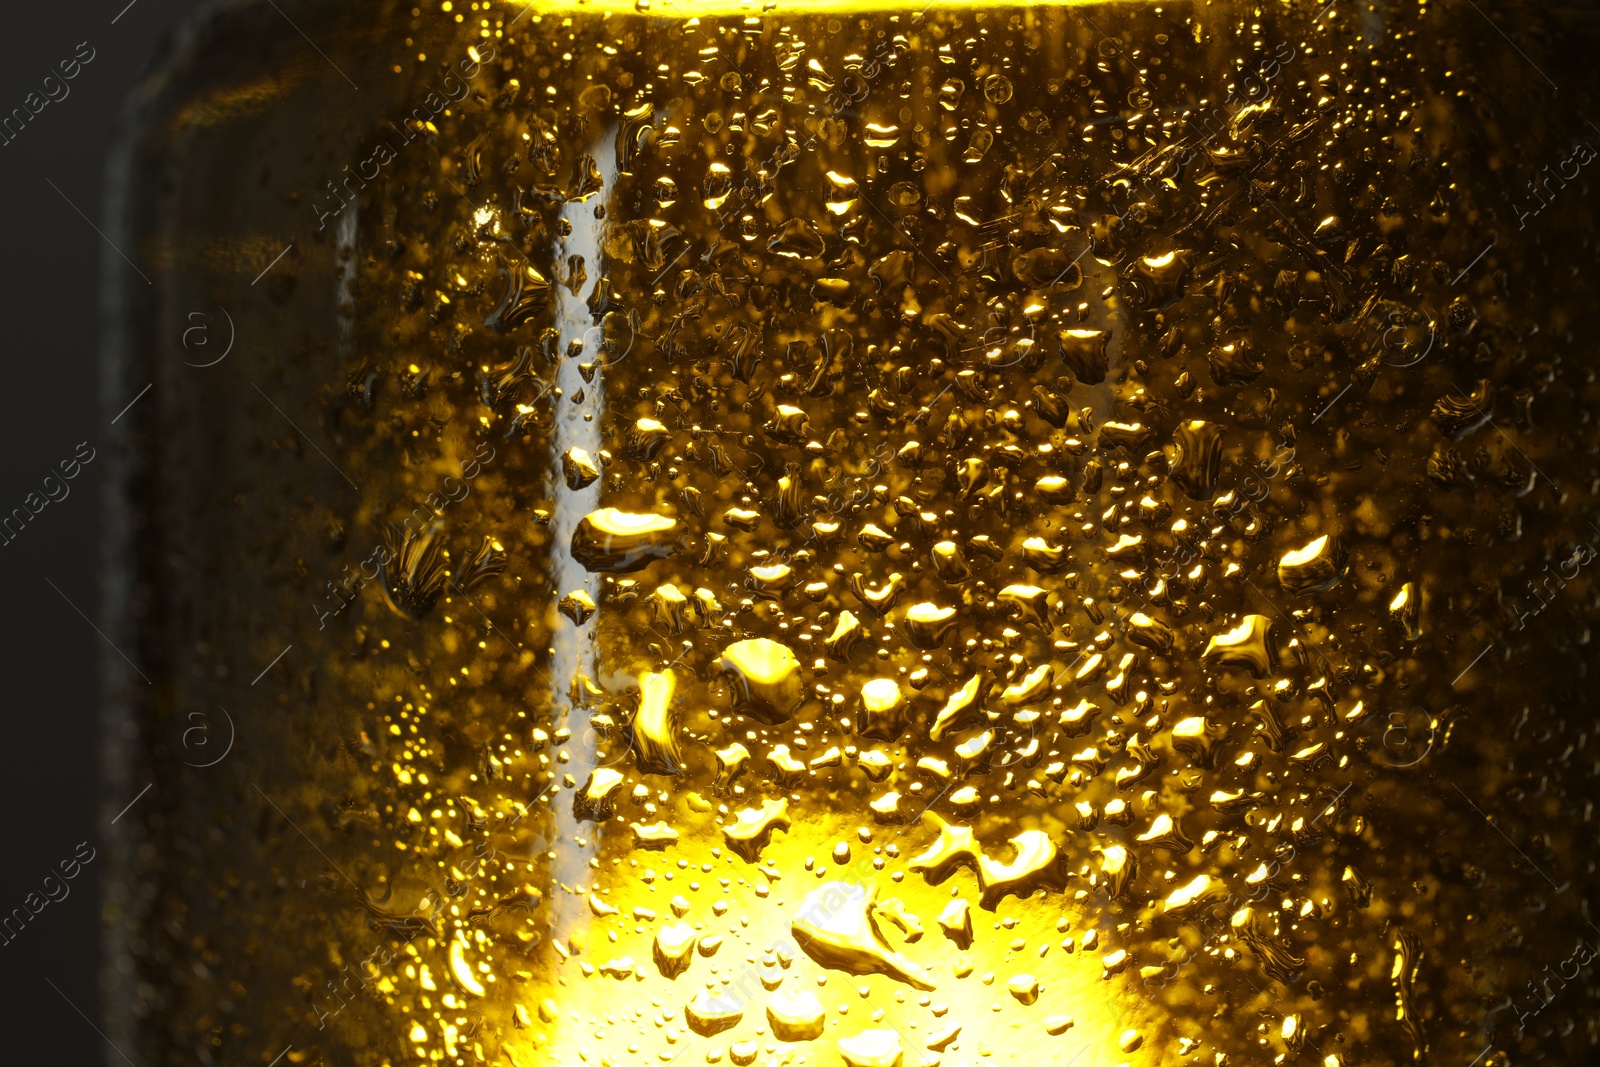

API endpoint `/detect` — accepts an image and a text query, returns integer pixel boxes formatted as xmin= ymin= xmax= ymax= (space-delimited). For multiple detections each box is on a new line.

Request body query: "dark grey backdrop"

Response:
xmin=0 ymin=2 xmax=209 ymax=1062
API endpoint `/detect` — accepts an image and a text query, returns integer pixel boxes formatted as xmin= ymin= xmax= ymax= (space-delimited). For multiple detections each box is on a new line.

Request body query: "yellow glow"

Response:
xmin=448 ymin=936 xmax=486 ymax=997
xmin=1280 ymin=534 xmax=1330 ymax=568
xmin=860 ymin=676 xmax=902 ymax=711
xmin=507 ymin=0 xmax=1120 ymax=13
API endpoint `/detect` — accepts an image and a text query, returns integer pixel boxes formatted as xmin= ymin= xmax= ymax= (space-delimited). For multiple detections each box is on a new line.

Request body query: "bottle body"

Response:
xmin=107 ymin=2 xmax=1600 ymax=1065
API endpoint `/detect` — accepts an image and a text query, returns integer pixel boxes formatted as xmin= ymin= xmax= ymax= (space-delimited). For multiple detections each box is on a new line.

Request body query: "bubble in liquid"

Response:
xmin=983 ymin=73 xmax=1014 ymax=103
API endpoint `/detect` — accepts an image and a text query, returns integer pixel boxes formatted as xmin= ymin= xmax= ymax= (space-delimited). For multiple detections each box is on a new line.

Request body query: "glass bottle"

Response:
xmin=105 ymin=2 xmax=1600 ymax=1065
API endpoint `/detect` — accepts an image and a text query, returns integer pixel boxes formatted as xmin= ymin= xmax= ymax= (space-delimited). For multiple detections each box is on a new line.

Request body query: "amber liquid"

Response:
xmin=112 ymin=3 xmax=1600 ymax=1066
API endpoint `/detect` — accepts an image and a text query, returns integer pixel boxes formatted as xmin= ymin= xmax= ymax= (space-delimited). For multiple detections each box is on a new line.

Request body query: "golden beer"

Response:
xmin=104 ymin=2 xmax=1600 ymax=1065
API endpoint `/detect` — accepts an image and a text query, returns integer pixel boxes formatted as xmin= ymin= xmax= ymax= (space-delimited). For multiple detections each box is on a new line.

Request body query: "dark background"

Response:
xmin=0 ymin=1 xmax=207 ymax=1062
